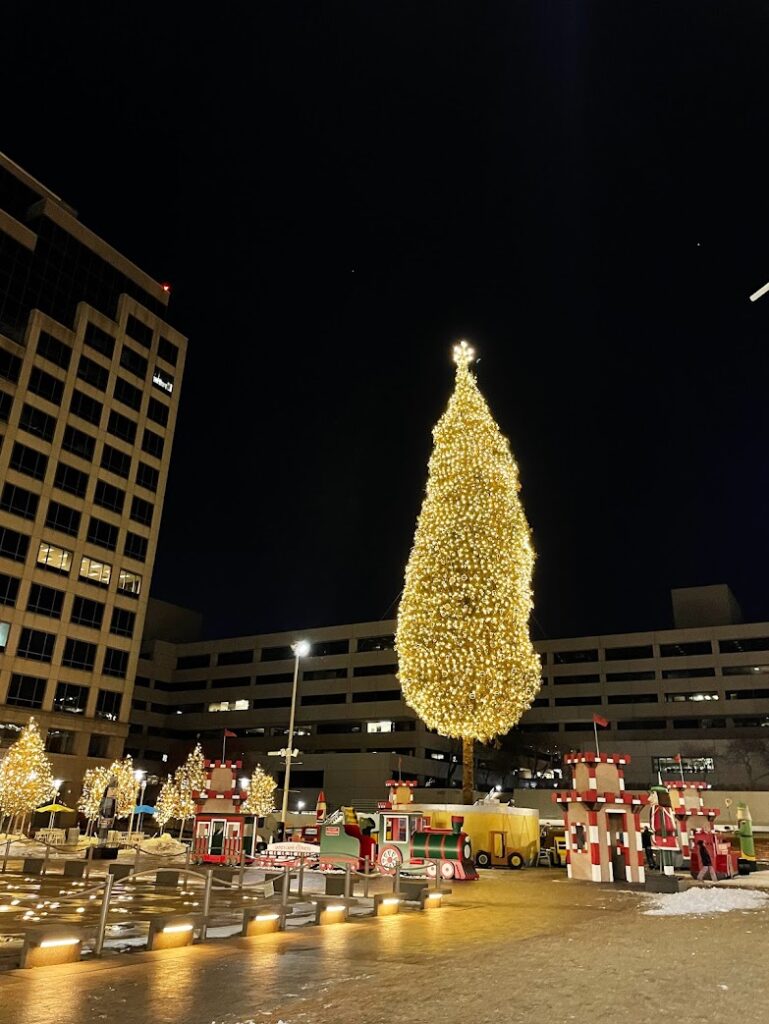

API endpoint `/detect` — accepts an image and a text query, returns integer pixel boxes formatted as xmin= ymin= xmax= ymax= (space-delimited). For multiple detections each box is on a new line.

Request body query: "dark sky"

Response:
xmin=5 ymin=5 xmax=769 ymax=640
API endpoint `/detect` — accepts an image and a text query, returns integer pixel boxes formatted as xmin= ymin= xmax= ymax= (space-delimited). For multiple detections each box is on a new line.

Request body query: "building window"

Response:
xmin=725 ymin=688 xmax=769 ymax=700
xmin=665 ymin=691 xmax=719 ymax=702
xmin=113 ymin=376 xmax=142 ymax=412
xmin=45 ymin=729 xmax=75 ymax=755
xmin=142 ymin=428 xmax=164 ymax=459
xmin=76 ymin=354 xmax=109 ymax=392
xmin=0 ymin=721 xmax=23 ymax=747
xmin=208 ymin=700 xmax=250 ymax=712
xmin=211 ymin=676 xmax=251 ymax=689
xmin=616 ymin=719 xmax=666 ymax=731
xmin=604 ymin=644 xmax=654 ymax=661
xmin=252 ymin=696 xmax=292 ymax=709
xmin=255 ymin=671 xmax=294 ymax=683
xmin=659 ymin=640 xmax=712 ymax=658
xmin=10 ymin=441 xmax=48 ymax=481
xmin=553 ymin=649 xmax=598 ymax=665
xmin=53 ymin=681 xmax=89 ymax=713
xmin=103 ymin=648 xmax=129 ymax=679
xmin=130 ymin=496 xmax=153 ymax=526
xmin=357 ymin=635 xmax=395 ymax=652
xmin=110 ymin=606 xmax=136 ymax=638
xmin=84 ymin=322 xmax=115 ymax=358
xmin=177 ymin=653 xmax=210 ymax=670
xmin=62 ymin=424 xmax=95 ymax=461
xmin=552 ymin=673 xmax=601 ymax=685
xmin=1 ymin=483 xmax=39 ymax=521
xmin=147 ymin=397 xmax=169 ymax=427
xmin=19 ymin=403 xmax=55 ymax=442
xmin=158 ymin=336 xmax=178 ymax=365
xmin=259 ymin=645 xmax=294 ymax=662
xmin=606 ymin=693 xmax=658 ymax=704
xmin=0 ymin=622 xmax=9 ymax=650
xmin=124 ymin=532 xmax=148 ymax=561
xmin=6 ymin=673 xmax=46 ymax=708
xmin=36 ymin=331 xmax=71 ymax=370
xmin=216 ymin=649 xmax=253 ymax=666
xmin=352 ymin=689 xmax=401 ymax=703
xmin=17 ymin=627 xmax=55 ymax=662
xmin=117 ymin=568 xmax=141 ymax=595
xmin=605 ymin=671 xmax=656 ymax=683
xmin=304 ymin=667 xmax=347 ymax=681
xmin=71 ymin=595 xmax=105 ymax=629
xmin=28 ymin=367 xmax=64 ymax=405
xmin=136 ymin=462 xmax=159 ymax=492
xmin=79 ymin=555 xmax=112 ymax=588
xmin=88 ymin=734 xmax=109 ymax=758
xmin=95 ymin=689 xmax=122 ymax=721
xmin=107 ymin=410 xmax=137 ymax=444
xmin=0 ymin=572 xmax=19 ymax=607
xmin=661 ymin=667 xmax=716 ymax=680
xmin=87 ymin=517 xmax=119 ymax=551
xmin=554 ymin=695 xmax=601 ymax=707
xmin=62 ymin=638 xmax=97 ymax=671
xmin=37 ymin=541 xmax=73 ymax=574
xmin=0 ymin=389 xmax=12 ymax=422
xmin=0 ymin=349 xmax=21 ymax=383
xmin=301 ymin=693 xmax=347 ymax=706
xmin=125 ymin=314 xmax=153 ymax=348
xmin=54 ymin=462 xmax=88 ymax=498
xmin=0 ymin=528 xmax=29 ymax=563
xmin=366 ymin=720 xmax=394 ymax=733
xmin=70 ymin=389 xmax=102 ymax=426
xmin=131 ymin=698 xmax=147 ymax=711
xmin=26 ymin=583 xmax=64 ymax=618
xmin=653 ymin=756 xmax=715 ymax=776
xmin=311 ymin=639 xmax=350 ymax=657
xmin=45 ymin=500 xmax=81 ymax=537
xmin=119 ymin=345 xmax=149 ymax=380
xmin=100 ymin=443 xmax=131 ymax=479
xmin=94 ymin=481 xmax=125 ymax=515
xmin=352 ymin=664 xmax=398 ymax=677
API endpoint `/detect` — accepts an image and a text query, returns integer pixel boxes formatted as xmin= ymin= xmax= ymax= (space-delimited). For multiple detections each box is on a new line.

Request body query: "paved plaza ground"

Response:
xmin=0 ymin=870 xmax=766 ymax=1024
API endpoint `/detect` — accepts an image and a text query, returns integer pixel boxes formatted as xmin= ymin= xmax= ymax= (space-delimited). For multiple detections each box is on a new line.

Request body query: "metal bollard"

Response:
xmin=281 ymin=864 xmax=290 ymax=909
xmin=394 ymin=865 xmax=401 ymax=895
xmin=238 ymin=846 xmax=245 ymax=889
xmin=363 ymin=856 xmax=370 ymax=898
xmin=42 ymin=842 xmax=50 ymax=877
xmin=298 ymin=854 xmax=305 ymax=898
xmin=2 ymin=837 xmax=11 ymax=874
xmin=94 ymin=873 xmax=114 ymax=956
xmin=200 ymin=869 xmax=214 ymax=942
xmin=84 ymin=844 xmax=93 ymax=882
xmin=344 ymin=862 xmax=351 ymax=899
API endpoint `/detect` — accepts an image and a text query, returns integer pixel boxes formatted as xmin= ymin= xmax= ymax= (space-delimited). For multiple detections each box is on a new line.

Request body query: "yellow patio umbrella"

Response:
xmin=36 ymin=802 xmax=72 ymax=829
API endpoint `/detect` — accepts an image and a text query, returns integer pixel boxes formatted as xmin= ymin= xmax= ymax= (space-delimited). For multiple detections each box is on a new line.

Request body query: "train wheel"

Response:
xmin=508 ymin=851 xmax=525 ymax=870
xmin=426 ymin=862 xmax=437 ymax=877
xmin=378 ymin=845 xmax=403 ymax=873
xmin=475 ymin=850 xmax=492 ymax=868
xmin=440 ymin=861 xmax=455 ymax=879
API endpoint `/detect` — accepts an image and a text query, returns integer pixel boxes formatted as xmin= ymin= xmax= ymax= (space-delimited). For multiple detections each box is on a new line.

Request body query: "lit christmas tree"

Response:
xmin=78 ymin=765 xmax=113 ymax=832
xmin=241 ymin=765 xmax=277 ymax=817
xmin=396 ymin=341 xmax=541 ymax=802
xmin=177 ymin=743 xmax=206 ymax=793
xmin=154 ymin=775 xmax=179 ymax=833
xmin=107 ymin=756 xmax=139 ymax=818
xmin=0 ymin=718 xmax=56 ymax=831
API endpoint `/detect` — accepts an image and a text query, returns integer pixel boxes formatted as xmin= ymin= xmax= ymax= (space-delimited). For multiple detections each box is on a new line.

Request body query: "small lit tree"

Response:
xmin=154 ymin=776 xmax=178 ymax=834
xmin=0 ymin=719 xmax=56 ymax=833
xmin=78 ymin=765 xmax=113 ymax=835
xmin=107 ymin=755 xmax=139 ymax=819
xmin=242 ymin=765 xmax=277 ymax=818
xmin=177 ymin=743 xmax=206 ymax=793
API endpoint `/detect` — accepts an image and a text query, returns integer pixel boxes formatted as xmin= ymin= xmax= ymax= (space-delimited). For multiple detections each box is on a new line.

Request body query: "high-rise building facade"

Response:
xmin=0 ymin=153 xmax=186 ymax=796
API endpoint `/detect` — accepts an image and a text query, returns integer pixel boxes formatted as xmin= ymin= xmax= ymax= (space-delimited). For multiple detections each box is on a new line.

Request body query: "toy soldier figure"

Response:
xmin=648 ymin=785 xmax=679 ymax=875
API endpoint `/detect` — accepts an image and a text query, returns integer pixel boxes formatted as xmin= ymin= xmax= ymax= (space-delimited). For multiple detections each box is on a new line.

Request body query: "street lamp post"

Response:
xmin=128 ymin=770 xmax=146 ymax=839
xmin=49 ymin=779 xmax=63 ymax=829
xmin=280 ymin=639 xmax=310 ymax=828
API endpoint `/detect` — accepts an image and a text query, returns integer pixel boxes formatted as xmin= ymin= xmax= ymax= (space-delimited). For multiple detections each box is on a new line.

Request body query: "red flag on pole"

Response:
xmin=592 ymin=713 xmax=609 ymax=728
xmin=673 ymin=753 xmax=682 ymax=763
xmin=224 ymin=729 xmax=237 ymax=738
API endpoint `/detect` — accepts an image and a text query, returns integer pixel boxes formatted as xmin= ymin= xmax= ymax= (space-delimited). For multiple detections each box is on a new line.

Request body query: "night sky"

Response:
xmin=5 ymin=5 xmax=769 ymax=641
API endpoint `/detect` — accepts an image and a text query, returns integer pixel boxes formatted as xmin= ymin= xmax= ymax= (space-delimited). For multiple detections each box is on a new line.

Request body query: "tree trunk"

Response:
xmin=462 ymin=736 xmax=475 ymax=805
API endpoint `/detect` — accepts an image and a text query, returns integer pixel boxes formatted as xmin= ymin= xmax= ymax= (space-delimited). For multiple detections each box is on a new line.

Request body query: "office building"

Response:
xmin=130 ymin=585 xmax=769 ymax=807
xmin=0 ymin=153 xmax=187 ymax=798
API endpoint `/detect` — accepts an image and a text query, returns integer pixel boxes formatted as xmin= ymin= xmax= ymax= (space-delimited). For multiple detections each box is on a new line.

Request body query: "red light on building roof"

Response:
xmin=161 ymin=282 xmax=171 ymax=293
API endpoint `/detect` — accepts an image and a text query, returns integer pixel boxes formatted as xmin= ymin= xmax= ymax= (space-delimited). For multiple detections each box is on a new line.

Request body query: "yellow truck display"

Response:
xmin=411 ymin=802 xmax=540 ymax=868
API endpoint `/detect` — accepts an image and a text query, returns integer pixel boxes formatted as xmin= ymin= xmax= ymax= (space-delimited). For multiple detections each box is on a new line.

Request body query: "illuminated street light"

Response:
xmin=280 ymin=640 xmax=311 ymax=826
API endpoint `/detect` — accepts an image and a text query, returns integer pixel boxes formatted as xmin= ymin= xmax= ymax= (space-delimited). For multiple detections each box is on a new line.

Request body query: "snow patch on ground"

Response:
xmin=643 ymin=886 xmax=769 ymax=916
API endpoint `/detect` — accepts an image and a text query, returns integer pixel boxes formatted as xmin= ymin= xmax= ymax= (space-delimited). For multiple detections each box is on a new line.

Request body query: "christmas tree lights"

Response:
xmin=107 ymin=756 xmax=139 ymax=818
xmin=0 ymin=719 xmax=56 ymax=830
xmin=154 ymin=776 xmax=178 ymax=833
xmin=78 ymin=766 xmax=112 ymax=827
xmin=396 ymin=342 xmax=541 ymax=799
xmin=241 ymin=765 xmax=277 ymax=817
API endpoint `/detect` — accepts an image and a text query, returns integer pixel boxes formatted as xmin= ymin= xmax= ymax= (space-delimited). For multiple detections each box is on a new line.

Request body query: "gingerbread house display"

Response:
xmin=554 ymin=753 xmax=648 ymax=884
xmin=193 ymin=758 xmax=257 ymax=863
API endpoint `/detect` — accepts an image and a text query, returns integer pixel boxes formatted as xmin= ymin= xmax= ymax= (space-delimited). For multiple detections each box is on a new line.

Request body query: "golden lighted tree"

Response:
xmin=176 ymin=743 xmax=206 ymax=794
xmin=78 ymin=765 xmax=113 ymax=831
xmin=108 ymin=755 xmax=139 ymax=818
xmin=241 ymin=765 xmax=277 ymax=817
xmin=154 ymin=775 xmax=179 ymax=833
xmin=396 ymin=341 xmax=541 ymax=802
xmin=0 ymin=719 xmax=56 ymax=831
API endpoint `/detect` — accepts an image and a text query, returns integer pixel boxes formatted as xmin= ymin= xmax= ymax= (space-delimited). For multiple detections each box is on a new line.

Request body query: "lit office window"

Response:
xmin=80 ymin=555 xmax=112 ymax=587
xmin=366 ymin=720 xmax=394 ymax=733
xmin=117 ymin=569 xmax=142 ymax=595
xmin=207 ymin=700 xmax=250 ymax=712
